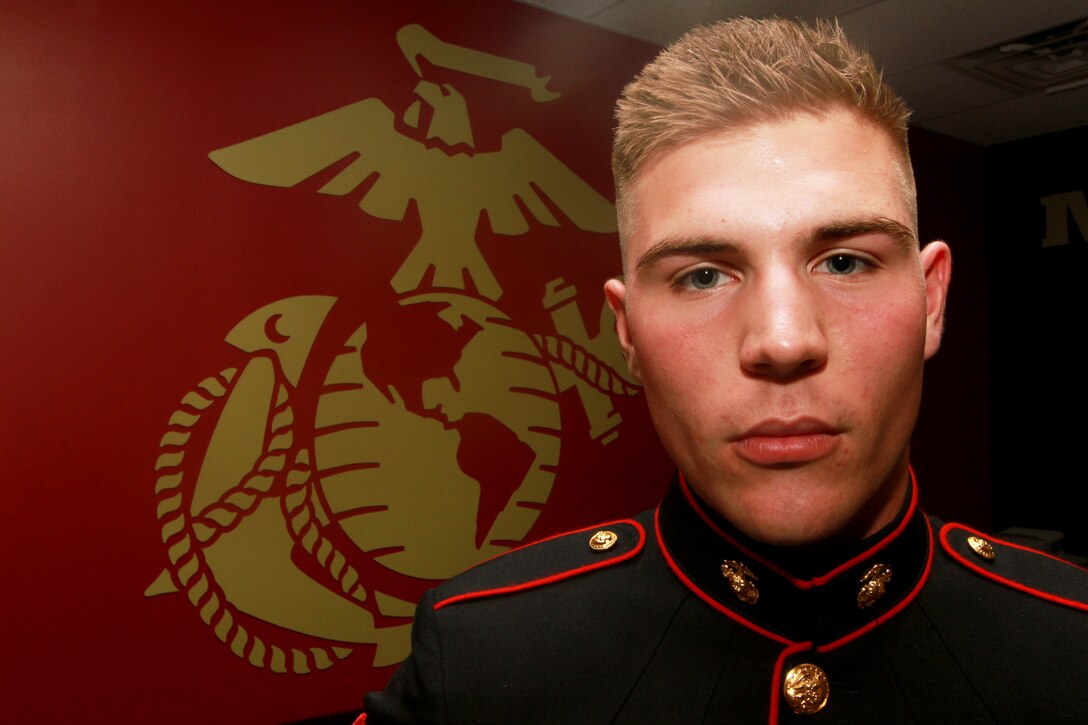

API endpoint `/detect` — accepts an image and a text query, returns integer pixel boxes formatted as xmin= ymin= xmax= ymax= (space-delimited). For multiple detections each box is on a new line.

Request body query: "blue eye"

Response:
xmin=685 ymin=268 xmax=722 ymax=289
xmin=820 ymin=254 xmax=866 ymax=275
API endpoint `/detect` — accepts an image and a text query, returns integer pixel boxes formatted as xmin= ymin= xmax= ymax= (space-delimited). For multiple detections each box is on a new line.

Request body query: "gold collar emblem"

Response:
xmin=857 ymin=563 xmax=893 ymax=609
xmin=720 ymin=559 xmax=759 ymax=604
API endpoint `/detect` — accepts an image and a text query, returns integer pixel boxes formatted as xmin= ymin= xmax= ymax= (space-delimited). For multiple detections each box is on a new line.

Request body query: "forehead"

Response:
xmin=625 ymin=110 xmax=915 ymax=255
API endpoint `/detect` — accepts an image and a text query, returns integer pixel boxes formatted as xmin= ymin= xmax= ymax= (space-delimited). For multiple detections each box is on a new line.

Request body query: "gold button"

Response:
xmin=783 ymin=663 xmax=830 ymax=714
xmin=588 ymin=530 xmax=618 ymax=551
xmin=720 ymin=560 xmax=759 ymax=604
xmin=857 ymin=563 xmax=893 ymax=608
xmin=967 ymin=535 xmax=995 ymax=560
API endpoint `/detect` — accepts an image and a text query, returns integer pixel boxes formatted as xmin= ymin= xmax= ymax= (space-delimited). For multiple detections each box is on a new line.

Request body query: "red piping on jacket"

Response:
xmin=433 ymin=519 xmax=646 ymax=610
xmin=939 ymin=523 xmax=1088 ymax=613
xmin=663 ymin=475 xmax=935 ymax=725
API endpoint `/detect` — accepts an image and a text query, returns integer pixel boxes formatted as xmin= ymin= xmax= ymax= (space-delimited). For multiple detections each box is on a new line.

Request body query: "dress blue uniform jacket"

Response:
xmin=361 ymin=472 xmax=1088 ymax=723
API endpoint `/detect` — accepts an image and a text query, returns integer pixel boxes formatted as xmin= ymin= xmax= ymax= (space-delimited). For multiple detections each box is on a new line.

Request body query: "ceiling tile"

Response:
xmin=835 ymin=0 xmax=1088 ymax=73
xmin=914 ymin=84 xmax=1088 ymax=145
xmin=888 ymin=64 xmax=1015 ymax=123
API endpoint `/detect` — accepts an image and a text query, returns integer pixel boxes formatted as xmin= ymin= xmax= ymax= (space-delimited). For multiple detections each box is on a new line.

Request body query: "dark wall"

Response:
xmin=984 ymin=125 xmax=1087 ymax=556
xmin=908 ymin=128 xmax=992 ymax=534
xmin=907 ymin=122 xmax=1087 ymax=558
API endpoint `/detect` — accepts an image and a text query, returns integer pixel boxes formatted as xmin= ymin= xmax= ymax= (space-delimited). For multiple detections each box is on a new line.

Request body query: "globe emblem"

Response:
xmin=311 ymin=290 xmax=564 ymax=583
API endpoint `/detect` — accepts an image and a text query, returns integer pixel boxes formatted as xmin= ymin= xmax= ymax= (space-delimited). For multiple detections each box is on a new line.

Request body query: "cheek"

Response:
xmin=633 ymin=309 xmax=725 ymax=385
xmin=835 ymin=298 xmax=927 ymax=396
xmin=631 ymin=313 xmax=732 ymax=430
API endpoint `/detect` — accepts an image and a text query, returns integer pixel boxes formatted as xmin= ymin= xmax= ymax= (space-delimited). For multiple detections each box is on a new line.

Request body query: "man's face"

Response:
xmin=605 ymin=109 xmax=951 ymax=546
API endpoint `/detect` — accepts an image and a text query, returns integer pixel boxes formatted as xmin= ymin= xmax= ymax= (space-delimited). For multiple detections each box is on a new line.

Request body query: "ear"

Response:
xmin=603 ymin=277 xmax=642 ymax=382
xmin=919 ymin=240 xmax=952 ymax=360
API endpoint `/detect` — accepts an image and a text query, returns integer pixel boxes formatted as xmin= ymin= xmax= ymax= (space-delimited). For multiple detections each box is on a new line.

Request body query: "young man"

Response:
xmin=362 ymin=17 xmax=1088 ymax=723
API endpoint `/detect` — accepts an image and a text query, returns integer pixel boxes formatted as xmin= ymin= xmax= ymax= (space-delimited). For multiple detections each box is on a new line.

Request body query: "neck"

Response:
xmin=679 ymin=469 xmax=916 ymax=579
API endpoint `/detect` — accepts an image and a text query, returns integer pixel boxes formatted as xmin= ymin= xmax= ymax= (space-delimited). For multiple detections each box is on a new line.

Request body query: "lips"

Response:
xmin=732 ymin=418 xmax=841 ymax=466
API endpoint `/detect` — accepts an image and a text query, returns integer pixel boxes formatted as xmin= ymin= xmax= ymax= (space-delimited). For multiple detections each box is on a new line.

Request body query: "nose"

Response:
xmin=738 ymin=270 xmax=828 ymax=378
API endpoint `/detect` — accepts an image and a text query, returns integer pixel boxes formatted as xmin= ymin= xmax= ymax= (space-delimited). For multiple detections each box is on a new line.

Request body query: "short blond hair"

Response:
xmin=613 ymin=17 xmax=914 ymax=244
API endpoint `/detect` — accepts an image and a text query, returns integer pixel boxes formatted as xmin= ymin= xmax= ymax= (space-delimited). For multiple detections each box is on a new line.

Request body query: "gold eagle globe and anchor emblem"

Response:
xmin=144 ymin=24 xmax=639 ymax=673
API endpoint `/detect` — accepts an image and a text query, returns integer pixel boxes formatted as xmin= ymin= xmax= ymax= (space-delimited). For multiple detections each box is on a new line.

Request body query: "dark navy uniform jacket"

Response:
xmin=362 ymin=473 xmax=1088 ymax=723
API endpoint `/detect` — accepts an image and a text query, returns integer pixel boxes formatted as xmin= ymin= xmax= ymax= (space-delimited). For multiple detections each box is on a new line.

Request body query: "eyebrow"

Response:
xmin=634 ymin=237 xmax=741 ymax=271
xmin=816 ymin=217 xmax=917 ymax=249
xmin=633 ymin=216 xmax=917 ymax=271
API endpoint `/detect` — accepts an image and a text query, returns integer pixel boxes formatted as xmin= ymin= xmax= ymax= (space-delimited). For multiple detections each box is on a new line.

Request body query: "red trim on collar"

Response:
xmin=939 ymin=523 xmax=1088 ymax=613
xmin=677 ymin=468 xmax=919 ymax=589
xmin=433 ymin=519 xmax=646 ymax=611
xmin=659 ymin=475 xmax=933 ymax=654
xmin=654 ymin=506 xmax=796 ymax=646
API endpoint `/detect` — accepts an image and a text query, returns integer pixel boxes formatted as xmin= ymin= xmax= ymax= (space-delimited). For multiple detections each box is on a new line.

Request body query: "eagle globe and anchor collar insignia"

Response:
xmin=721 ymin=559 xmax=760 ymax=604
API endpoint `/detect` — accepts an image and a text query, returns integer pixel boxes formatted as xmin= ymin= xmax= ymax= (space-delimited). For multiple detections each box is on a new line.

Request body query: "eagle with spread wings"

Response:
xmin=208 ymin=23 xmax=617 ymax=302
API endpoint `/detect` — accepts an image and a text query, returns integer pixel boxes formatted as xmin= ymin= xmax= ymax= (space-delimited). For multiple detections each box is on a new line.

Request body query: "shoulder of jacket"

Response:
xmin=432 ymin=512 xmax=651 ymax=611
xmin=937 ymin=521 xmax=1088 ymax=612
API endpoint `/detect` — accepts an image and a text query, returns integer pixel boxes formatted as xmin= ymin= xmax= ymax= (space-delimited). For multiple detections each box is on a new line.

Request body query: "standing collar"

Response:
xmin=655 ymin=470 xmax=933 ymax=649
